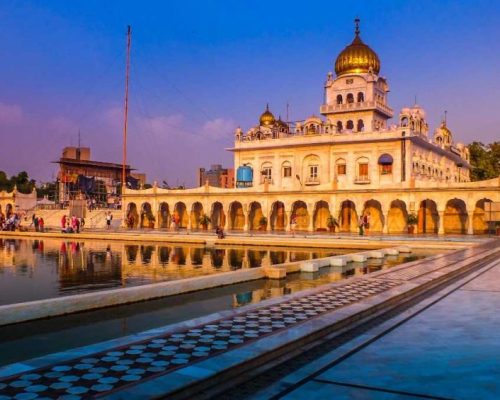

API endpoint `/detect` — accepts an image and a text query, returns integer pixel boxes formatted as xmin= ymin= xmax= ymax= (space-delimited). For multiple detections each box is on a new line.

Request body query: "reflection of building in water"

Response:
xmin=57 ymin=241 xmax=122 ymax=291
xmin=0 ymin=239 xmax=38 ymax=270
xmin=120 ymin=244 xmax=339 ymax=281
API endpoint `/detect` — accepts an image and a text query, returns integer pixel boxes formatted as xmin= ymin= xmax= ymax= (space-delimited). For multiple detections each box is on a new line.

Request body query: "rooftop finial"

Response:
xmin=354 ymin=17 xmax=360 ymax=36
xmin=266 ymin=103 xmax=269 ymax=111
xmin=444 ymin=110 xmax=447 ymax=124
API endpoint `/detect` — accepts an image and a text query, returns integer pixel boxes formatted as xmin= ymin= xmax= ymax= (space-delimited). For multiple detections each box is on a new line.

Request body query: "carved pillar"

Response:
xmin=243 ymin=210 xmax=249 ymax=232
xmin=438 ymin=210 xmax=445 ymax=235
xmin=382 ymin=210 xmax=389 ymax=234
xmin=467 ymin=213 xmax=474 ymax=235
xmin=285 ymin=210 xmax=292 ymax=232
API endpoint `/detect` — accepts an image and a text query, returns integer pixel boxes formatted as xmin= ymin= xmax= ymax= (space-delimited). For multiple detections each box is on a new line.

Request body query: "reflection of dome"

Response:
xmin=335 ymin=18 xmax=380 ymax=76
xmin=259 ymin=104 xmax=275 ymax=126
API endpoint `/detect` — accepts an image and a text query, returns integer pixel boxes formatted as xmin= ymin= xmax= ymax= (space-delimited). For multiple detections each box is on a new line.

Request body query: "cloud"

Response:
xmin=0 ymin=102 xmax=23 ymax=125
xmin=201 ymin=117 xmax=236 ymax=140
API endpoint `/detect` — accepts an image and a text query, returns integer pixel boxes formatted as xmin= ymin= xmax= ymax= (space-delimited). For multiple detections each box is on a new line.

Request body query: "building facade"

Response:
xmin=54 ymin=146 xmax=145 ymax=205
xmin=197 ymin=165 xmax=235 ymax=188
xmin=123 ymin=20 xmax=498 ymax=234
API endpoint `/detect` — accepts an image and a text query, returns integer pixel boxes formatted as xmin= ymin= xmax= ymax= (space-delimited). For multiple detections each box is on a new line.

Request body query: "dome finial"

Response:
xmin=354 ymin=17 xmax=360 ymax=36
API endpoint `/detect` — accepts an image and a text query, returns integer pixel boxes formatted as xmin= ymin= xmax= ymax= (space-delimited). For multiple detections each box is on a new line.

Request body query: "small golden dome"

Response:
xmin=259 ymin=104 xmax=275 ymax=126
xmin=335 ymin=19 xmax=380 ymax=76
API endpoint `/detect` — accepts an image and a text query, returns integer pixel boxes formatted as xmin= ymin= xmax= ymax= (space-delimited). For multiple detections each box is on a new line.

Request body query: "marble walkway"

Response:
xmin=0 ymin=241 xmax=498 ymax=399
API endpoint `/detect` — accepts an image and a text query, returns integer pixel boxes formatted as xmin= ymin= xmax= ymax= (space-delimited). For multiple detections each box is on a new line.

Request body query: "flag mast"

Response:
xmin=122 ymin=25 xmax=131 ymax=194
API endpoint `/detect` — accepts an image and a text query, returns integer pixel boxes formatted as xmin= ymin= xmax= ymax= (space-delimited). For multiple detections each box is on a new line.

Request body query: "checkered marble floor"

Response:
xmin=0 ymin=243 xmax=494 ymax=400
xmin=0 ymin=279 xmax=399 ymax=399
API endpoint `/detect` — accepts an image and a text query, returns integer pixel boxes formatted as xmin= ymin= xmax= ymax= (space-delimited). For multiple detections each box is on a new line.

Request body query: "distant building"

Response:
xmin=197 ymin=164 xmax=234 ymax=188
xmin=53 ymin=146 xmax=146 ymax=204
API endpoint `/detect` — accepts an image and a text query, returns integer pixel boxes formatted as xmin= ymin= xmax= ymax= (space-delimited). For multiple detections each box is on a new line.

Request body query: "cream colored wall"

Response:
xmin=123 ymin=177 xmax=500 ymax=234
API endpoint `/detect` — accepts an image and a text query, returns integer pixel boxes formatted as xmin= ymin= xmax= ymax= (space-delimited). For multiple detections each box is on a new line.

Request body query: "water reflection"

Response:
xmin=232 ymin=253 xmax=424 ymax=308
xmin=0 ymin=238 xmax=348 ymax=305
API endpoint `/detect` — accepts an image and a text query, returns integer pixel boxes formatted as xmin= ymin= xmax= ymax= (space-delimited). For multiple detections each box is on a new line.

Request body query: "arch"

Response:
xmin=357 ymin=119 xmax=364 ymax=132
xmin=126 ymin=202 xmax=139 ymax=228
xmin=291 ymin=200 xmax=309 ymax=231
xmin=357 ymin=92 xmax=364 ymax=102
xmin=363 ymin=199 xmax=384 ymax=233
xmin=313 ymin=200 xmax=330 ymax=231
xmin=158 ymin=202 xmax=170 ymax=229
xmin=158 ymin=246 xmax=170 ymax=265
xmin=140 ymin=245 xmax=154 ymax=265
xmin=336 ymin=94 xmax=343 ymax=104
xmin=174 ymin=202 xmax=188 ymax=228
xmin=418 ymin=199 xmax=439 ymax=233
xmin=282 ymin=161 xmax=292 ymax=178
xmin=444 ymin=198 xmax=468 ymax=234
xmin=336 ymin=121 xmax=343 ymax=133
xmin=140 ymin=202 xmax=155 ymax=229
xmin=378 ymin=153 xmax=393 ymax=175
xmin=473 ymin=198 xmax=492 ymax=234
xmin=248 ymin=201 xmax=264 ymax=230
xmin=211 ymin=202 xmax=226 ymax=229
xmin=336 ymin=158 xmax=347 ymax=176
xmin=229 ymin=201 xmax=245 ymax=230
xmin=339 ymin=200 xmax=358 ymax=232
xmin=346 ymin=93 xmax=354 ymax=103
xmin=401 ymin=116 xmax=409 ymax=127
xmin=356 ymin=156 xmax=370 ymax=181
xmin=303 ymin=154 xmax=320 ymax=184
xmin=260 ymin=161 xmax=273 ymax=183
xmin=387 ymin=200 xmax=408 ymax=233
xmin=346 ymin=120 xmax=354 ymax=130
xmin=190 ymin=202 xmax=204 ymax=230
xmin=270 ymin=201 xmax=286 ymax=231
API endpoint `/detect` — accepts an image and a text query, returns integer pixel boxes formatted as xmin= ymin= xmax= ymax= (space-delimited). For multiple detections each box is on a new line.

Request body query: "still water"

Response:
xmin=0 ymin=249 xmax=432 ymax=366
xmin=0 ymin=238 xmax=357 ymax=305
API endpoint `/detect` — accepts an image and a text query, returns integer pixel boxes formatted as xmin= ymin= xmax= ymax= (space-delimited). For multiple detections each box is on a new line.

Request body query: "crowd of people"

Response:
xmin=0 ymin=212 xmax=22 ymax=231
xmin=61 ymin=214 xmax=85 ymax=233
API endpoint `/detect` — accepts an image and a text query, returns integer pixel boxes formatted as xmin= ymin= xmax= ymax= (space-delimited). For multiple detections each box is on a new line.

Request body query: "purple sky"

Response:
xmin=0 ymin=0 xmax=499 ymax=187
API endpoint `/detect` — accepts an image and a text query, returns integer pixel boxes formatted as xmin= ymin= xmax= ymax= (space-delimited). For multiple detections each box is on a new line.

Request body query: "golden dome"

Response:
xmin=259 ymin=104 xmax=275 ymax=126
xmin=335 ymin=19 xmax=380 ymax=76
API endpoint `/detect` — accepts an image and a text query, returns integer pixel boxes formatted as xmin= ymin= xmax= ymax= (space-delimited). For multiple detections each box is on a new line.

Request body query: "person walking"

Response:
xmin=38 ymin=217 xmax=44 ymax=233
xmin=106 ymin=212 xmax=113 ymax=230
xmin=33 ymin=216 xmax=39 ymax=232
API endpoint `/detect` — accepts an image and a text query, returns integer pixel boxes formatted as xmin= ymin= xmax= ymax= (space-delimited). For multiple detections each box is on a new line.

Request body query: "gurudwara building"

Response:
xmin=123 ymin=20 xmax=499 ymax=235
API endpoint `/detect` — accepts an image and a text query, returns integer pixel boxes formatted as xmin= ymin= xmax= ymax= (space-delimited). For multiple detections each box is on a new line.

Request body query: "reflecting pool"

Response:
xmin=0 ymin=249 xmax=433 ymax=366
xmin=0 ymin=238 xmax=357 ymax=305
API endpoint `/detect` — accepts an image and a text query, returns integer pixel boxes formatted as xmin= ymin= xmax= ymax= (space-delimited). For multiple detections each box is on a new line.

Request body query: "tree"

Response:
xmin=468 ymin=141 xmax=500 ymax=181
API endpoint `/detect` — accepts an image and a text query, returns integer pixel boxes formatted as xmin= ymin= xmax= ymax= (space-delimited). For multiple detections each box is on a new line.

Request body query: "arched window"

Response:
xmin=357 ymin=92 xmax=364 ymax=102
xmin=346 ymin=120 xmax=354 ymax=130
xmin=336 ymin=158 xmax=346 ymax=176
xmin=401 ymin=117 xmax=409 ymax=127
xmin=346 ymin=93 xmax=354 ymax=104
xmin=357 ymin=119 xmax=364 ymax=132
xmin=282 ymin=161 xmax=292 ymax=178
xmin=336 ymin=94 xmax=343 ymax=105
xmin=261 ymin=162 xmax=272 ymax=183
xmin=378 ymin=153 xmax=393 ymax=175
xmin=336 ymin=121 xmax=343 ymax=133
xmin=356 ymin=157 xmax=370 ymax=182
xmin=303 ymin=155 xmax=320 ymax=185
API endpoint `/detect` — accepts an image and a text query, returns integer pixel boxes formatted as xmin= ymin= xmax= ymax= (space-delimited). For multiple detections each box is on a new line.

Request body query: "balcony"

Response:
xmin=320 ymin=101 xmax=394 ymax=118
xmin=305 ymin=177 xmax=320 ymax=185
xmin=354 ymin=175 xmax=371 ymax=184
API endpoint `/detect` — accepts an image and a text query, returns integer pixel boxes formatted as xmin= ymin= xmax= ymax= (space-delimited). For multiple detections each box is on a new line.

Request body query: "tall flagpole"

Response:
xmin=122 ymin=25 xmax=131 ymax=194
